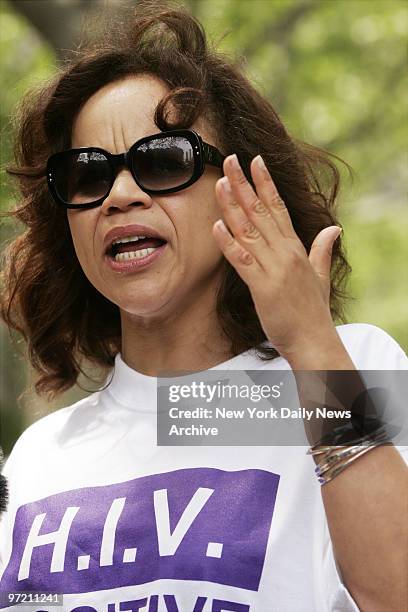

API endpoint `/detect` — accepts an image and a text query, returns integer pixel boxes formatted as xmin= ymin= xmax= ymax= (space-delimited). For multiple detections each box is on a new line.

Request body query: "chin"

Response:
xmin=117 ymin=293 xmax=175 ymax=318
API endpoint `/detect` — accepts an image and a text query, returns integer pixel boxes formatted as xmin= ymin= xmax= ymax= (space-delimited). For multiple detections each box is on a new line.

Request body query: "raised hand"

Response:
xmin=212 ymin=153 xmax=342 ymax=361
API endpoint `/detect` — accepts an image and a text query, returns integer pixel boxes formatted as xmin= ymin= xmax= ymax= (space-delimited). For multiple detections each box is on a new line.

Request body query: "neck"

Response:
xmin=120 ymin=295 xmax=234 ymax=377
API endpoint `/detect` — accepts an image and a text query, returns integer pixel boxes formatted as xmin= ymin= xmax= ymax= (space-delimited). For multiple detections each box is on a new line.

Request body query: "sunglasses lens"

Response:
xmin=132 ymin=135 xmax=194 ymax=191
xmin=53 ymin=151 xmax=111 ymax=205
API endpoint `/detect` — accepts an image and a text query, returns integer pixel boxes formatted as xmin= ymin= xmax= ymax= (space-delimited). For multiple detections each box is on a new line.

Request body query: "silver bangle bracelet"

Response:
xmin=308 ymin=426 xmax=391 ymax=485
xmin=314 ymin=430 xmax=390 ymax=476
xmin=306 ymin=420 xmax=392 ymax=485
xmin=316 ymin=441 xmax=390 ymax=485
xmin=307 ymin=425 xmax=389 ymax=456
xmin=315 ymin=444 xmax=371 ymax=476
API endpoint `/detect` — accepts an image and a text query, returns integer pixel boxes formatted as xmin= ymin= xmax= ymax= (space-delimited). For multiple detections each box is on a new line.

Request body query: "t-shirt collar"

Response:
xmin=103 ymin=348 xmax=266 ymax=410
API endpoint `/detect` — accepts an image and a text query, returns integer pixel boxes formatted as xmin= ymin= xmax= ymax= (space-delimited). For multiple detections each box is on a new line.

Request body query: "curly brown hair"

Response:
xmin=1 ymin=0 xmax=353 ymax=400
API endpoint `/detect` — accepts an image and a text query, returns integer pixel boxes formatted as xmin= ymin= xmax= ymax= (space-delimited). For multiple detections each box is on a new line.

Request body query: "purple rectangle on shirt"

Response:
xmin=0 ymin=468 xmax=279 ymax=597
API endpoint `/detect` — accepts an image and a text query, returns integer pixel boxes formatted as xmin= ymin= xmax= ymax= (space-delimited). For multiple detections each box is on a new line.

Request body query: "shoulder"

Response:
xmin=335 ymin=323 xmax=407 ymax=369
xmin=256 ymin=323 xmax=407 ymax=371
xmin=2 ymin=392 xmax=101 ymax=477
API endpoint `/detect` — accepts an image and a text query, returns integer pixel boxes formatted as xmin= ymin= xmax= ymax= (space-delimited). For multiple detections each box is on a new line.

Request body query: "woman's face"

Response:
xmin=68 ymin=74 xmax=225 ymax=319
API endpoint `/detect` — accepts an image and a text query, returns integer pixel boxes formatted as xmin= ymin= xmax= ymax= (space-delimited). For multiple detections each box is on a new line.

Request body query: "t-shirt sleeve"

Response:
xmin=337 ymin=323 xmax=408 ymax=369
xmin=0 ymin=427 xmax=38 ymax=575
xmin=322 ymin=527 xmax=361 ymax=612
xmin=0 ymin=444 xmax=19 ymax=571
xmin=321 ymin=324 xmax=408 ymax=610
xmin=0 ymin=400 xmax=79 ymax=574
xmin=345 ymin=324 xmax=408 ymax=461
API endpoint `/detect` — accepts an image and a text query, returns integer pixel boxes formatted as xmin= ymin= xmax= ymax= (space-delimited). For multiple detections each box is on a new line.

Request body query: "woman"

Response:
xmin=0 ymin=3 xmax=406 ymax=611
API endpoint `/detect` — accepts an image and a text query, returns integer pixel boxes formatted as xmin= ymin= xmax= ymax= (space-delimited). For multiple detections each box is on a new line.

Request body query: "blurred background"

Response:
xmin=1 ymin=0 xmax=407 ymax=455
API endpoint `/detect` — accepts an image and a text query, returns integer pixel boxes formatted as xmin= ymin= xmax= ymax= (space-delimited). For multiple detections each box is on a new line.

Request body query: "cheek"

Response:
xmin=171 ymin=184 xmax=222 ymax=264
xmin=182 ymin=212 xmax=222 ymax=270
xmin=67 ymin=213 xmax=97 ymax=275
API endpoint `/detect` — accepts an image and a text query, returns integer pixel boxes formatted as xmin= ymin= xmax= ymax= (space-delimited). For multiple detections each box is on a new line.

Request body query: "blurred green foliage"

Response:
xmin=0 ymin=0 xmax=407 ymax=452
xmin=0 ymin=1 xmax=54 ymax=210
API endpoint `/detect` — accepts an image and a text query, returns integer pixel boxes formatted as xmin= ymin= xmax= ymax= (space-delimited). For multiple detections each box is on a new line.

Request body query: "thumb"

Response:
xmin=308 ymin=226 xmax=342 ymax=304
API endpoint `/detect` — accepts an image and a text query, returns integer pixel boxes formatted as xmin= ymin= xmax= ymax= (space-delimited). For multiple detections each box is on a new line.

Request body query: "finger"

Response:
xmin=215 ymin=175 xmax=254 ymax=238
xmin=212 ymin=217 xmax=263 ymax=285
xmin=309 ymin=226 xmax=342 ymax=304
xmin=250 ymin=155 xmax=298 ymax=241
xmin=223 ymin=154 xmax=281 ymax=248
xmin=216 ymin=176 xmax=273 ymax=267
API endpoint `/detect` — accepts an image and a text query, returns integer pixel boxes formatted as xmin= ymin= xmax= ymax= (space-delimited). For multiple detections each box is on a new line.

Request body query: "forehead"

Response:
xmin=71 ymin=74 xmax=212 ymax=149
xmin=71 ymin=75 xmax=167 ymax=148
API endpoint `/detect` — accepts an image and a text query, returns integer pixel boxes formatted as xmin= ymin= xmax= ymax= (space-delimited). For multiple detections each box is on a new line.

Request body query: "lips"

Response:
xmin=103 ymin=224 xmax=168 ymax=256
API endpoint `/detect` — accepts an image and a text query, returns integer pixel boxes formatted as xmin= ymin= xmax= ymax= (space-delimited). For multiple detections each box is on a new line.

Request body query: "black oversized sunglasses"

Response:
xmin=46 ymin=129 xmax=226 ymax=209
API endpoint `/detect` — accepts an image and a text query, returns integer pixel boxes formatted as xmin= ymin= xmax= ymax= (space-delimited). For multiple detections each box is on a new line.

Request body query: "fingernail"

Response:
xmin=215 ymin=218 xmax=228 ymax=233
xmin=219 ymin=176 xmax=232 ymax=194
xmin=229 ymin=154 xmax=239 ymax=168
xmin=334 ymin=227 xmax=343 ymax=240
xmin=255 ymin=155 xmax=268 ymax=174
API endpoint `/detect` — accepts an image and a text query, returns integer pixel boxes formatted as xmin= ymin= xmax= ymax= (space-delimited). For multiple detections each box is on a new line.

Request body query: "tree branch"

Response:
xmin=242 ymin=1 xmax=315 ymax=59
xmin=12 ymin=0 xmax=136 ymax=60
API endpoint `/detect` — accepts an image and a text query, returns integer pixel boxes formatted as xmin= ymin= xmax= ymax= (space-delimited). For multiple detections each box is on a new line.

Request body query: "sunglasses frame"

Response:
xmin=46 ymin=129 xmax=226 ymax=209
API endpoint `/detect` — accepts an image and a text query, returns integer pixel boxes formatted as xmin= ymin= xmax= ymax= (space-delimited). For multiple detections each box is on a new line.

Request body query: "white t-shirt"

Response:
xmin=0 ymin=323 xmax=407 ymax=612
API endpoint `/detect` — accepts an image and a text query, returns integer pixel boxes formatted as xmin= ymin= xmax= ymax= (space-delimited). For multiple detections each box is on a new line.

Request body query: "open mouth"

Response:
xmin=107 ymin=235 xmax=167 ymax=262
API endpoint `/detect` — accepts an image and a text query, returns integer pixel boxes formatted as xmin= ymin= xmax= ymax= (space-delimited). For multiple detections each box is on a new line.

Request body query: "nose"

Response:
xmin=100 ymin=168 xmax=153 ymax=215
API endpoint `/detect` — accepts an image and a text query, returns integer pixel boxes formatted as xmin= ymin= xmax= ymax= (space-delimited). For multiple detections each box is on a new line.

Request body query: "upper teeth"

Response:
xmin=112 ymin=235 xmax=146 ymax=246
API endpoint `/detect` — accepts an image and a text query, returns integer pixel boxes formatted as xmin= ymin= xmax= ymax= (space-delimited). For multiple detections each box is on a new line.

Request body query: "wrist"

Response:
xmin=280 ymin=325 xmax=355 ymax=370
